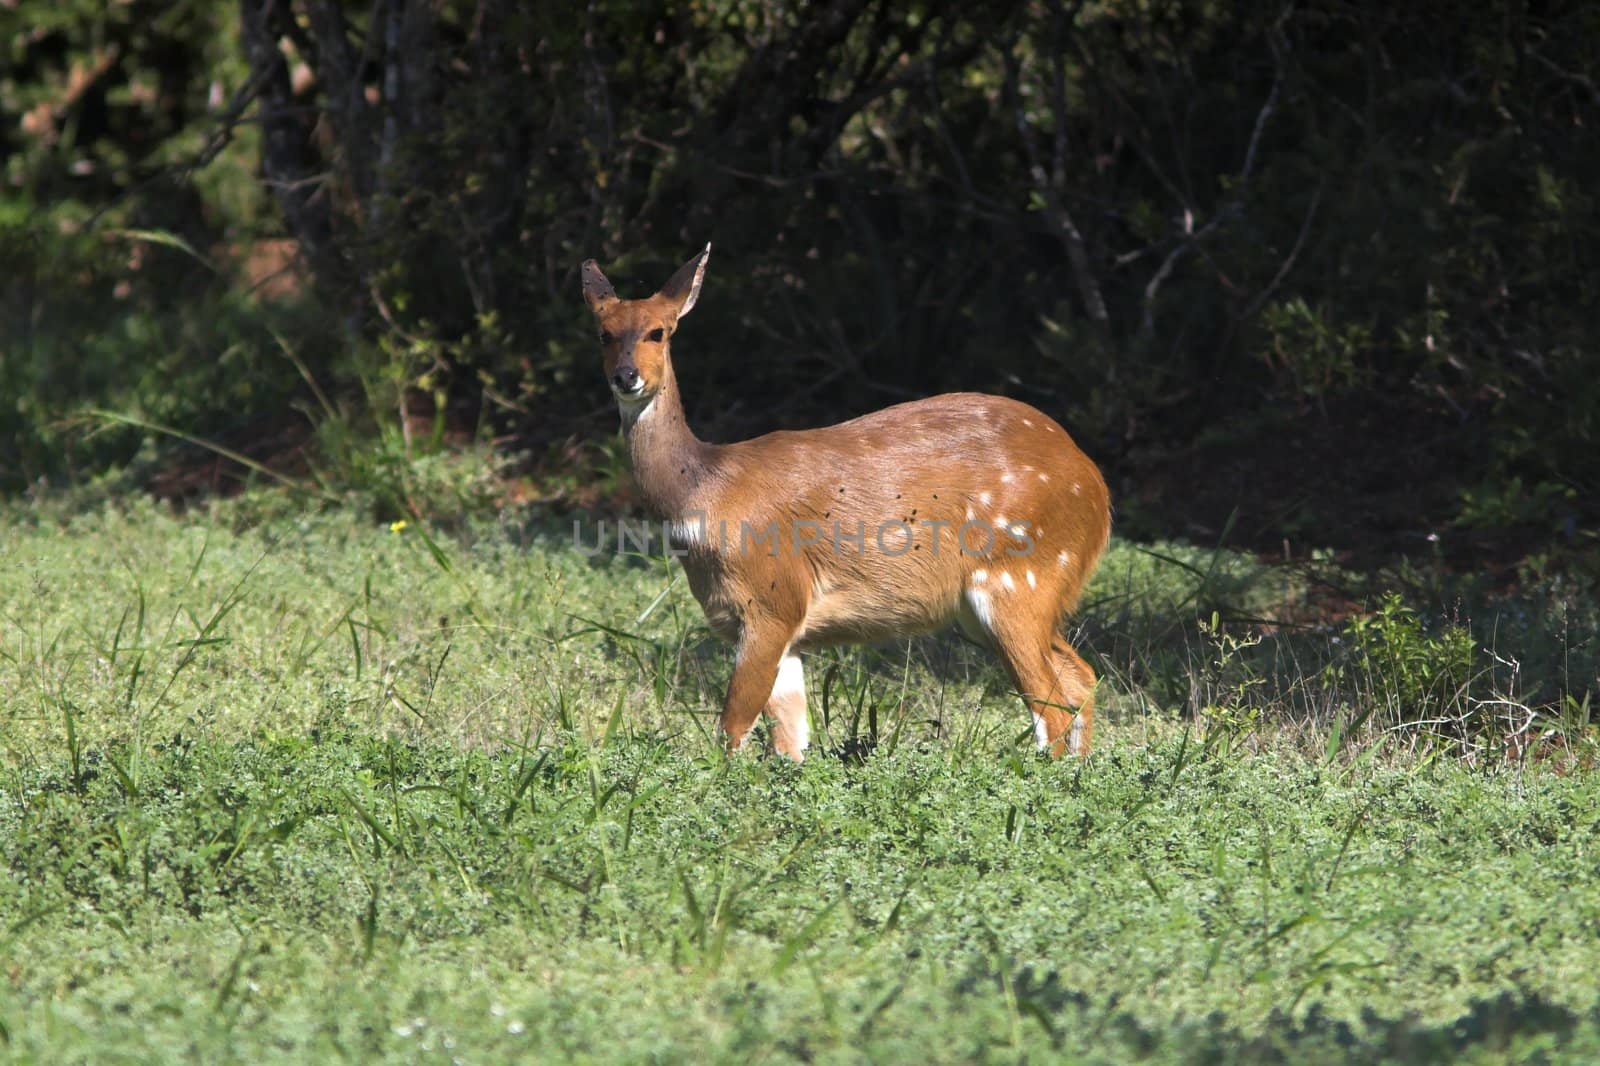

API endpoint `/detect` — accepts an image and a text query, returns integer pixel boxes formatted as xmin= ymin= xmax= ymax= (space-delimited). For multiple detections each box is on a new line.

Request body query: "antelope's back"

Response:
xmin=713 ymin=393 xmax=1110 ymax=640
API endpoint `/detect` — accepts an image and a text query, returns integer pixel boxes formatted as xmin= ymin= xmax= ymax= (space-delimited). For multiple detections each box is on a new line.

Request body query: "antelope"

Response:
xmin=582 ymin=245 xmax=1111 ymax=761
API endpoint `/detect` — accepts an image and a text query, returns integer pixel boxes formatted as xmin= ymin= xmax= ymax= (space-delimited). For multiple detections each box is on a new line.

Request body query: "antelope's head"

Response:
xmin=581 ymin=244 xmax=709 ymax=416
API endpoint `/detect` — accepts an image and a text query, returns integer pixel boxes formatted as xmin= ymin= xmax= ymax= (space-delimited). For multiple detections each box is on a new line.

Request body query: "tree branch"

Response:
xmin=1134 ymin=9 xmax=1295 ymax=346
xmin=1002 ymin=30 xmax=1110 ymax=331
xmin=1243 ymin=179 xmax=1324 ymax=321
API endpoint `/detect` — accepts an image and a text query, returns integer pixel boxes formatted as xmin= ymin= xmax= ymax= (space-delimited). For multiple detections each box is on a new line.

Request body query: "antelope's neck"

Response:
xmin=621 ymin=365 xmax=716 ymax=519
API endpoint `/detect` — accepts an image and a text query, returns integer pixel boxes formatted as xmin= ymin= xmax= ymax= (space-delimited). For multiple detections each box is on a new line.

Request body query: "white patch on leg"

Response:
xmin=1068 ymin=713 xmax=1086 ymax=756
xmin=774 ymin=653 xmax=805 ymax=699
xmin=771 ymin=653 xmax=809 ymax=754
xmin=1033 ymin=712 xmax=1050 ymax=750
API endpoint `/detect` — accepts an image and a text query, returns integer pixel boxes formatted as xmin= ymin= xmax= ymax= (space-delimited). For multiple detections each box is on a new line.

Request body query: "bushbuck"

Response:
xmin=582 ymin=245 xmax=1110 ymax=760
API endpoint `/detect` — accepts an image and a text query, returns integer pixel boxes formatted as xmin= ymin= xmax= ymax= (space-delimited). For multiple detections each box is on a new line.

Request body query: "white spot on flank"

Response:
xmin=1026 ymin=570 xmax=1037 ymax=589
xmin=979 ymin=492 xmax=993 ymax=507
xmin=1023 ymin=418 xmax=1034 ymax=427
xmin=1039 ymin=473 xmax=1050 ymax=483
xmin=1071 ymin=482 xmax=1082 ymax=495
xmin=1057 ymin=550 xmax=1070 ymax=567
xmin=1000 ymin=572 xmax=1015 ymax=591
xmin=1022 ymin=465 xmax=1033 ymax=473
xmin=972 ymin=569 xmax=988 ymax=584
xmin=965 ymin=506 xmax=976 ymax=521
xmin=1033 ymin=712 xmax=1051 ymax=750
xmin=994 ymin=515 xmax=1008 ymax=531
xmin=1001 ymin=472 xmax=1014 ymax=484
xmin=965 ymin=586 xmax=996 ymax=634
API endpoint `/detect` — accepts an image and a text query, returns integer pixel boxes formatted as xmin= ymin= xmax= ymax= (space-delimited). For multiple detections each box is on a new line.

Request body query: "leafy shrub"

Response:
xmin=1341 ymin=593 xmax=1486 ymax=749
xmin=2 ymin=0 xmax=1598 ymax=563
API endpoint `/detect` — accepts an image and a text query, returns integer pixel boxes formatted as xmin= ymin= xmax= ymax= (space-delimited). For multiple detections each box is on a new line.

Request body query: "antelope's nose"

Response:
xmin=612 ymin=366 xmax=641 ymax=392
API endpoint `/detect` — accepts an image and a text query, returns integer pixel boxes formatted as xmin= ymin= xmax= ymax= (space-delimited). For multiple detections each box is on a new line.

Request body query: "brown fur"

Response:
xmin=583 ymin=247 xmax=1112 ymax=760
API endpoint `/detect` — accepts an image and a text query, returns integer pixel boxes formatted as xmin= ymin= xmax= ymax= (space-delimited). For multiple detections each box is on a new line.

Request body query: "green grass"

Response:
xmin=2 ymin=497 xmax=1598 ymax=1062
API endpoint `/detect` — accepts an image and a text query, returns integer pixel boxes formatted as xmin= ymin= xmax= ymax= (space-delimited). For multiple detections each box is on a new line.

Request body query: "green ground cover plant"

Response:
xmin=2 ymin=499 xmax=1597 ymax=1062
xmin=5 ymin=3 xmax=1597 ymax=1058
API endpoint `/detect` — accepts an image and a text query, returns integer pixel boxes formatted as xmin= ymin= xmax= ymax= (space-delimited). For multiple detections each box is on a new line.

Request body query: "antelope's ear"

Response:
xmin=658 ymin=243 xmax=710 ymax=319
xmin=581 ymin=259 xmax=618 ymax=313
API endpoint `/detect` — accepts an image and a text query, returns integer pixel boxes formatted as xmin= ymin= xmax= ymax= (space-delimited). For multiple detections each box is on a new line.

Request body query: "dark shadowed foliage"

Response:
xmin=2 ymin=0 xmax=1597 ymax=558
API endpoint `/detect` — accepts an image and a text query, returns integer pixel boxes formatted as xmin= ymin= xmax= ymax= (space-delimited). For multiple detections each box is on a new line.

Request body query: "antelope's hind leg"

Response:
xmin=989 ymin=621 xmax=1095 ymax=758
xmin=1048 ymin=636 xmax=1096 ymax=756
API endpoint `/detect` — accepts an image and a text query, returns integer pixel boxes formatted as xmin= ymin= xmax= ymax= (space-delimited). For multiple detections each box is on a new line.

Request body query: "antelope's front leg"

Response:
xmin=720 ymin=626 xmax=790 ymax=755
xmin=765 ymin=653 xmax=809 ymax=762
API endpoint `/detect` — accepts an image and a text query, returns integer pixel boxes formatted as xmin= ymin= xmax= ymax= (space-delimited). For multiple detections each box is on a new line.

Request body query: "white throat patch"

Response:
xmin=618 ymin=393 xmax=655 ymax=428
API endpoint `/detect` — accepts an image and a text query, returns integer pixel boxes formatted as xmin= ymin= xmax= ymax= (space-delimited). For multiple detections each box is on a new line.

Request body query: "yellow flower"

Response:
xmin=389 ymin=520 xmax=409 ymax=533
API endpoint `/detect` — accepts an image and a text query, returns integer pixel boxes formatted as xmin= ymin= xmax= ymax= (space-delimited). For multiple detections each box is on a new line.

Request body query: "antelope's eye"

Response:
xmin=599 ymin=330 xmax=615 ymax=345
xmin=647 ymin=327 xmax=665 ymax=343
